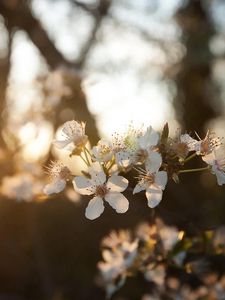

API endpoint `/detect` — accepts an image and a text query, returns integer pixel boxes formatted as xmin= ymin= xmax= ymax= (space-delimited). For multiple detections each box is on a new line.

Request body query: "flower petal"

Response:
xmin=107 ymin=175 xmax=128 ymax=192
xmin=138 ymin=126 xmax=159 ymax=149
xmin=145 ymin=151 xmax=162 ymax=173
xmin=133 ymin=182 xmax=146 ymax=194
xmin=105 ymin=192 xmax=129 ymax=213
xmin=202 ymin=152 xmax=215 ymax=165
xmin=146 ymin=186 xmax=163 ymax=208
xmin=72 ymin=176 xmax=95 ymax=195
xmin=213 ymin=166 xmax=225 ymax=186
xmin=52 ymin=139 xmax=71 ymax=149
xmin=85 ymin=196 xmax=104 ymax=220
xmin=180 ymin=134 xmax=198 ymax=151
xmin=155 ymin=171 xmax=168 ymax=190
xmin=115 ymin=150 xmax=133 ymax=168
xmin=89 ymin=162 xmax=106 ymax=185
xmin=43 ymin=179 xmax=66 ymax=195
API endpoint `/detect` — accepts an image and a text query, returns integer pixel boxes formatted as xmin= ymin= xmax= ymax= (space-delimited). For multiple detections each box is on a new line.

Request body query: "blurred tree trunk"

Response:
xmin=174 ymin=0 xmax=221 ymax=137
xmin=157 ymin=0 xmax=225 ymax=231
xmin=0 ymin=0 xmax=100 ymax=149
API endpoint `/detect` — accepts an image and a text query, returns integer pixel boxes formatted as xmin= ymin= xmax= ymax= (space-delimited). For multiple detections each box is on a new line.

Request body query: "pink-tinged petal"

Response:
xmin=106 ymin=175 xmax=128 ymax=192
xmin=72 ymin=176 xmax=95 ymax=195
xmin=105 ymin=192 xmax=129 ymax=213
xmin=146 ymin=186 xmax=163 ymax=208
xmin=145 ymin=151 xmax=162 ymax=173
xmin=155 ymin=171 xmax=168 ymax=190
xmin=89 ymin=162 xmax=106 ymax=185
xmin=133 ymin=182 xmax=146 ymax=194
xmin=52 ymin=139 xmax=71 ymax=149
xmin=85 ymin=196 xmax=104 ymax=220
xmin=43 ymin=179 xmax=66 ymax=195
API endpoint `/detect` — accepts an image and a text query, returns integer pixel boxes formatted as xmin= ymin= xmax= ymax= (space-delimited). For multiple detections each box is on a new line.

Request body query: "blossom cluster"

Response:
xmin=43 ymin=120 xmax=224 ymax=220
xmin=97 ymin=219 xmax=225 ymax=299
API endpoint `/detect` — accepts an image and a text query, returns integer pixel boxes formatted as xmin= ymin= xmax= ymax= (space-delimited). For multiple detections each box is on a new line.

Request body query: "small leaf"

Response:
xmin=161 ymin=123 xmax=169 ymax=143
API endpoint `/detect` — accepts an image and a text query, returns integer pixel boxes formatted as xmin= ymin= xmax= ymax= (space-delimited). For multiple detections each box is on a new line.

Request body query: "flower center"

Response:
xmin=135 ymin=149 xmax=148 ymax=163
xmin=95 ymin=184 xmax=109 ymax=197
xmin=74 ymin=135 xmax=88 ymax=147
xmin=173 ymin=142 xmax=189 ymax=158
xmin=144 ymin=173 xmax=155 ymax=185
xmin=59 ymin=166 xmax=71 ymax=179
xmin=200 ymin=136 xmax=221 ymax=155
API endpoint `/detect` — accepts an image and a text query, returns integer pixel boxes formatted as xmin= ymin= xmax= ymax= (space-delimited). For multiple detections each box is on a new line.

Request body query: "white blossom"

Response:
xmin=114 ymin=125 xmax=159 ymax=169
xmin=92 ymin=140 xmax=113 ymax=162
xmin=53 ymin=120 xmax=88 ymax=151
xmin=202 ymin=148 xmax=225 ymax=185
xmin=133 ymin=157 xmax=167 ymax=208
xmin=72 ymin=162 xmax=129 ymax=219
xmin=43 ymin=161 xmax=71 ymax=195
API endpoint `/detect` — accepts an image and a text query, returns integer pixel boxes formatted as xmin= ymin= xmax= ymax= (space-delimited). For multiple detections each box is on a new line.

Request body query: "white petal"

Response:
xmin=105 ymin=192 xmax=129 ymax=213
xmin=133 ymin=182 xmax=146 ymax=194
xmin=202 ymin=152 xmax=215 ymax=165
xmin=43 ymin=179 xmax=66 ymax=195
xmin=85 ymin=196 xmax=104 ymax=220
xmin=138 ymin=126 xmax=159 ymax=149
xmin=72 ymin=176 xmax=95 ymax=195
xmin=106 ymin=175 xmax=128 ymax=192
xmin=180 ymin=134 xmax=198 ymax=151
xmin=62 ymin=120 xmax=83 ymax=137
xmin=213 ymin=167 xmax=225 ymax=186
xmin=155 ymin=171 xmax=168 ymax=190
xmin=52 ymin=139 xmax=71 ymax=149
xmin=115 ymin=151 xmax=132 ymax=168
xmin=145 ymin=151 xmax=162 ymax=173
xmin=146 ymin=186 xmax=163 ymax=208
xmin=89 ymin=162 xmax=106 ymax=184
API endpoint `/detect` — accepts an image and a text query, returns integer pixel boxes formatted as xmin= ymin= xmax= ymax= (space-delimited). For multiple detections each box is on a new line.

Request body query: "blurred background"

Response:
xmin=0 ymin=0 xmax=225 ymax=299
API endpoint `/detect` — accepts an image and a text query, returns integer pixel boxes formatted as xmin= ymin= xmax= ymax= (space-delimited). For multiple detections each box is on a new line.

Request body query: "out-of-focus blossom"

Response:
xmin=98 ymin=230 xmax=138 ymax=298
xmin=53 ymin=120 xmax=88 ymax=153
xmin=156 ymin=219 xmax=180 ymax=251
xmin=203 ymin=147 xmax=225 ymax=185
xmin=144 ymin=264 xmax=165 ymax=287
xmin=43 ymin=70 xmax=71 ymax=106
xmin=73 ymin=162 xmax=129 ymax=219
xmin=43 ymin=161 xmax=72 ymax=195
xmin=212 ymin=226 xmax=225 ymax=252
xmin=1 ymin=174 xmax=38 ymax=201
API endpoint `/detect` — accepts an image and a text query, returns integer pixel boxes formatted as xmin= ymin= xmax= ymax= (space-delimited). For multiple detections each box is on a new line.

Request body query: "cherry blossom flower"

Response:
xmin=72 ymin=162 xmax=129 ymax=219
xmin=114 ymin=125 xmax=159 ymax=169
xmin=180 ymin=132 xmax=221 ymax=156
xmin=43 ymin=161 xmax=72 ymax=195
xmin=92 ymin=140 xmax=113 ymax=162
xmin=133 ymin=158 xmax=167 ymax=208
xmin=53 ymin=120 xmax=88 ymax=152
xmin=202 ymin=148 xmax=225 ymax=185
